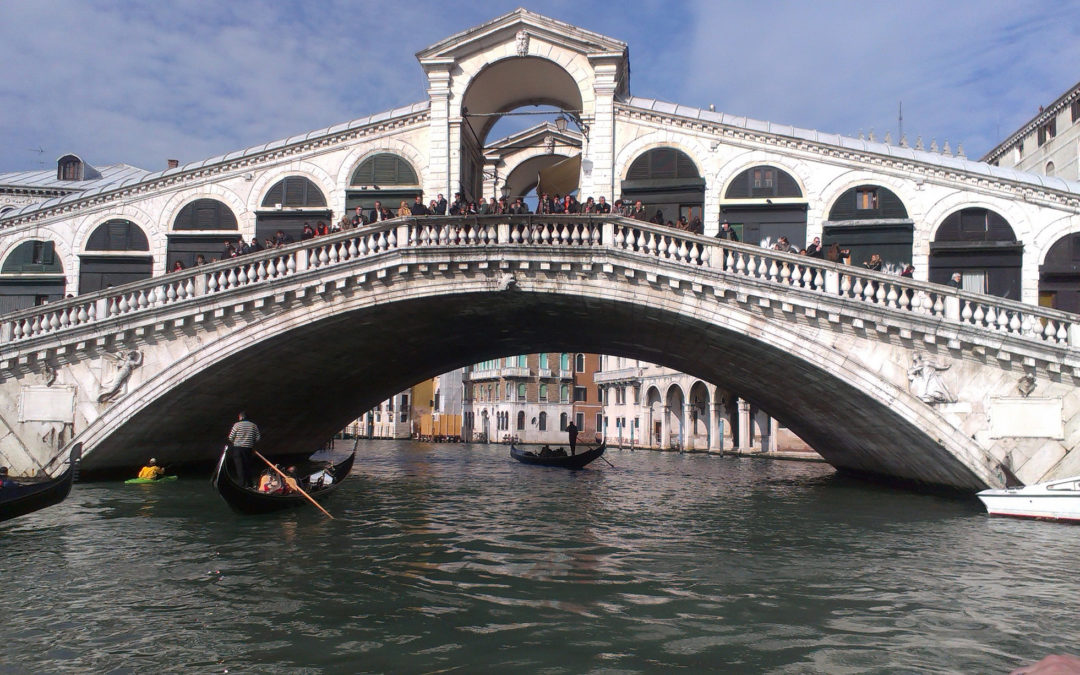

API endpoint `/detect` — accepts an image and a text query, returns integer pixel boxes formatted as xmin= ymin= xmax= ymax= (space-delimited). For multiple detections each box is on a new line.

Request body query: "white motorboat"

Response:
xmin=977 ymin=475 xmax=1080 ymax=522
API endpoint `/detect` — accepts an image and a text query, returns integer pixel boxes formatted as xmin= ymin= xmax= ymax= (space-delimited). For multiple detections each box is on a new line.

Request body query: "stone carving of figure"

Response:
xmin=498 ymin=272 xmax=518 ymax=291
xmin=98 ymin=350 xmax=143 ymax=403
xmin=907 ymin=353 xmax=956 ymax=404
xmin=515 ymin=29 xmax=529 ymax=57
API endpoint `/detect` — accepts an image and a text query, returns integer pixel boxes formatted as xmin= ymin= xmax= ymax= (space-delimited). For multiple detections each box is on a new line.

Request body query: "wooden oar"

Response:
xmin=253 ymin=451 xmax=334 ymax=519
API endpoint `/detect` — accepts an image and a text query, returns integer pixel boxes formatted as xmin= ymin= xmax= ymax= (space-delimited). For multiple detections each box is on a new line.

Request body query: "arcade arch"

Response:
xmin=166 ymin=198 xmax=239 ymax=270
xmin=0 ymin=240 xmax=65 ymax=312
xmin=256 ymin=175 xmax=331 ymax=243
xmin=823 ymin=184 xmax=912 ymax=270
xmin=721 ymin=165 xmax=807 ymax=247
xmin=346 ymin=152 xmax=422 ymax=218
xmin=1039 ymin=232 xmax=1080 ymax=312
xmin=929 ymin=207 xmax=1021 ymax=299
xmin=458 ymin=56 xmax=587 ymax=201
xmin=620 ymin=147 xmax=705 ymax=228
xmin=80 ymin=219 xmax=152 ymax=293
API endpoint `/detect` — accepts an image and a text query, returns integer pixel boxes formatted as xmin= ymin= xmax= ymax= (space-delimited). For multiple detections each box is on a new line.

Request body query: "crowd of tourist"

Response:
xmin=167 ymin=190 xmax=912 ymax=279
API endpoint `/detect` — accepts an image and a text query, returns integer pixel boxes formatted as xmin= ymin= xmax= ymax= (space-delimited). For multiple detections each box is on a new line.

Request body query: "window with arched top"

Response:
xmin=57 ymin=154 xmax=83 ymax=181
xmin=725 ymin=166 xmax=802 ymax=199
xmin=85 ymin=220 xmax=149 ymax=251
xmin=350 ymin=153 xmax=419 ymax=186
xmin=929 ymin=207 xmax=1021 ymax=299
xmin=517 ymin=411 xmax=525 ymax=431
xmin=173 ymin=199 xmax=238 ymax=231
xmin=539 ymin=384 xmax=548 ymax=401
xmin=80 ymin=220 xmax=152 ymax=293
xmin=575 ymin=353 xmax=585 ymax=372
xmin=538 ymin=412 xmax=547 ymax=431
xmin=0 ymin=240 xmax=66 ymax=312
xmin=2 ymin=240 xmax=62 ymax=274
xmin=1046 ymin=161 xmax=1056 ymax=177
xmin=260 ymin=176 xmax=327 ymax=208
xmin=626 ymin=148 xmax=700 ymax=181
xmin=1040 ymin=233 xmax=1080 ymax=313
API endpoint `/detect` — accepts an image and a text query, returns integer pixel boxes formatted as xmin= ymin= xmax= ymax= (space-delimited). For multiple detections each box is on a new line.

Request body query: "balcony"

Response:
xmin=558 ymin=369 xmax=574 ymax=379
xmin=501 ymin=366 xmax=531 ymax=378
xmin=465 ymin=368 xmax=500 ymax=381
xmin=593 ymin=367 xmax=644 ymax=384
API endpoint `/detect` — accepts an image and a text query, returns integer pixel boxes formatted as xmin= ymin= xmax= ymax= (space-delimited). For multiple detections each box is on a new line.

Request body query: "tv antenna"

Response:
xmin=27 ymin=146 xmax=45 ymax=168
xmin=897 ymin=102 xmax=903 ymax=142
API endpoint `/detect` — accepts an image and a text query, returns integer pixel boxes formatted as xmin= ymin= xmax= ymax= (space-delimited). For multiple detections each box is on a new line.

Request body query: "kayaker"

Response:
xmin=137 ymin=458 xmax=165 ymax=481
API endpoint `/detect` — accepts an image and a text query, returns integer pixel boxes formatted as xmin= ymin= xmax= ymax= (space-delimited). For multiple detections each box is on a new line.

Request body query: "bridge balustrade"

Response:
xmin=1 ymin=215 xmax=1077 ymax=352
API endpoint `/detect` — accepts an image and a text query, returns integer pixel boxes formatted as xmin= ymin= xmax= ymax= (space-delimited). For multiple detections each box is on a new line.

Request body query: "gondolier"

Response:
xmin=227 ymin=412 xmax=261 ymax=487
xmin=566 ymin=421 xmax=578 ymax=455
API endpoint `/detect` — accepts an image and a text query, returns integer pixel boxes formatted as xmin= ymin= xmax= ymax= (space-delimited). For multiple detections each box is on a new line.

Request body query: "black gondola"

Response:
xmin=211 ymin=448 xmax=356 ymax=515
xmin=510 ymin=442 xmax=606 ymax=469
xmin=1 ymin=445 xmax=81 ymax=523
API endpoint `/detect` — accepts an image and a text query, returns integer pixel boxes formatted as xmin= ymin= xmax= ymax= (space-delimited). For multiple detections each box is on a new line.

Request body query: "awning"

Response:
xmin=538 ymin=154 xmax=581 ymax=197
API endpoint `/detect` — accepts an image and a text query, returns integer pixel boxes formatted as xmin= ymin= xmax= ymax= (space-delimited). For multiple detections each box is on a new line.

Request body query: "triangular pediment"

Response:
xmin=416 ymin=8 xmax=627 ymax=62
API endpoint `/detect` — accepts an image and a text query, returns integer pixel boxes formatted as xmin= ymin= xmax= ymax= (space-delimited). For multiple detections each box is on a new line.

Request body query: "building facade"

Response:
xmin=982 ymin=80 xmax=1080 ymax=312
xmin=460 ymin=352 xmax=600 ymax=446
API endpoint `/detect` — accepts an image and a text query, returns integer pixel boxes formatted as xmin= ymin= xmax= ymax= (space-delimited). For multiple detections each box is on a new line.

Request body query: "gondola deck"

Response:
xmin=510 ymin=442 xmax=606 ymax=469
xmin=212 ymin=449 xmax=356 ymax=515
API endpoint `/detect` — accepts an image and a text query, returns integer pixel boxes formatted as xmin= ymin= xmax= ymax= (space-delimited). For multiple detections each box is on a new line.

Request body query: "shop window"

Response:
xmin=856 ymin=188 xmax=878 ymax=210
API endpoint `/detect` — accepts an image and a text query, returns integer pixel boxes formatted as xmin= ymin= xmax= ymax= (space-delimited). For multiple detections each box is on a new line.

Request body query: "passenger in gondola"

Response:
xmin=539 ymin=445 xmax=554 ymax=457
xmin=279 ymin=466 xmax=298 ymax=495
xmin=258 ymin=470 xmax=282 ymax=493
xmin=0 ymin=466 xmax=16 ymax=488
xmin=137 ymin=458 xmax=165 ymax=481
xmin=306 ymin=464 xmax=335 ymax=489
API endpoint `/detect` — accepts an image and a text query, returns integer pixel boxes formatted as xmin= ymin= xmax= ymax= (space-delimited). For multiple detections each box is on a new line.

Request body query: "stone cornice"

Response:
xmin=615 ymin=104 xmax=1080 ymax=212
xmin=0 ymin=110 xmax=431 ymax=233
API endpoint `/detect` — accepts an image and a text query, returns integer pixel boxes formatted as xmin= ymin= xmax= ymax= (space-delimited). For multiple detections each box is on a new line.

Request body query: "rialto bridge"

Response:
xmin=0 ymin=214 xmax=1079 ymax=492
xmin=1 ymin=9 xmax=1080 ymax=489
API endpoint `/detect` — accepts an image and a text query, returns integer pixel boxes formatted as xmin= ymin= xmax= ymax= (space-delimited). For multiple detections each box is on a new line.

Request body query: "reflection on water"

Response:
xmin=2 ymin=440 xmax=1078 ymax=673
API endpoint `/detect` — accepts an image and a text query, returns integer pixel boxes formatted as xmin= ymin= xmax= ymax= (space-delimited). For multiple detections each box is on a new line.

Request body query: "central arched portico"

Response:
xmin=418 ymin=9 xmax=628 ymax=203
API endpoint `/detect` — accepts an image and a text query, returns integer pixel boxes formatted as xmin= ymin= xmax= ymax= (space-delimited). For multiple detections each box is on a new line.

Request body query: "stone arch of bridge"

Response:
xmin=66 ymin=262 xmax=998 ymax=489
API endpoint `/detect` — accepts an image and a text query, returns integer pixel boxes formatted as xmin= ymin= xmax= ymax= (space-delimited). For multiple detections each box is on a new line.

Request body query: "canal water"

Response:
xmin=2 ymin=440 xmax=1077 ymax=674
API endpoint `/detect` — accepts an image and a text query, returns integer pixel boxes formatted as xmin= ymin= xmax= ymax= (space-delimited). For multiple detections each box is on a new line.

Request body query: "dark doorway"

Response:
xmin=929 ymin=208 xmax=1021 ymax=299
xmin=1039 ymin=233 xmax=1080 ymax=313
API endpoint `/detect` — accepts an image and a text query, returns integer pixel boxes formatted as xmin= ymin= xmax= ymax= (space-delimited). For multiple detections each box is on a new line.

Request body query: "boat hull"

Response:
xmin=0 ymin=447 xmax=81 ymax=523
xmin=977 ymin=493 xmax=1080 ymax=523
xmin=510 ymin=443 xmax=605 ymax=469
xmin=211 ymin=449 xmax=355 ymax=515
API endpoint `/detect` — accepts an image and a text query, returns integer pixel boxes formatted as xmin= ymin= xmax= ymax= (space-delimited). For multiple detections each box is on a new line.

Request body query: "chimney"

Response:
xmin=167 ymin=159 xmax=179 ymax=169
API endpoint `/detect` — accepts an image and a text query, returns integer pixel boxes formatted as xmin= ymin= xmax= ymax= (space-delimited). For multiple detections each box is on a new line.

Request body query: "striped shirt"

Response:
xmin=228 ymin=420 xmax=261 ymax=448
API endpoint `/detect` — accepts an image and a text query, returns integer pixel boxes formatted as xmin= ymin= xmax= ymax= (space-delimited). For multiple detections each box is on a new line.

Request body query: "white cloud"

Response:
xmin=0 ymin=0 xmax=1074 ymax=172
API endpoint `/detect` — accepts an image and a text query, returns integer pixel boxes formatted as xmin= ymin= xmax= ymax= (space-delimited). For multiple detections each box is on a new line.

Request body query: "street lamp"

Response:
xmin=554 ymin=113 xmax=568 ymax=132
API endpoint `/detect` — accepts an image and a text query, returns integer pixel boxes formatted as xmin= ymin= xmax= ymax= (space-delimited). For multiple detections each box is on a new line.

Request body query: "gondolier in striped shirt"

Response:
xmin=227 ymin=412 xmax=261 ymax=487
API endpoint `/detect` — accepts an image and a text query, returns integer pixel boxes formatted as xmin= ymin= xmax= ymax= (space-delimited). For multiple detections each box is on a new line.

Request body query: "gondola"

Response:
xmin=0 ymin=446 xmax=81 ymax=523
xmin=212 ymin=448 xmax=356 ymax=515
xmin=510 ymin=442 xmax=605 ymax=469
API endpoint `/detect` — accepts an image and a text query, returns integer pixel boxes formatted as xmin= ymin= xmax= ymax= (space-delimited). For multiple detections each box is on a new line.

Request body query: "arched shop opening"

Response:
xmin=346 ymin=153 xmax=421 ymax=217
xmin=620 ymin=147 xmax=704 ymax=226
xmin=929 ymin=207 xmax=1021 ymax=299
xmin=255 ymin=176 xmax=330 ymax=242
xmin=721 ymin=165 xmax=807 ymax=247
xmin=1039 ymin=233 xmax=1080 ymax=312
xmin=823 ymin=185 xmax=912 ymax=269
xmin=0 ymin=240 xmax=65 ymax=312
xmin=460 ymin=57 xmax=585 ymax=201
xmin=167 ymin=198 xmax=239 ymax=269
xmin=79 ymin=220 xmax=152 ymax=293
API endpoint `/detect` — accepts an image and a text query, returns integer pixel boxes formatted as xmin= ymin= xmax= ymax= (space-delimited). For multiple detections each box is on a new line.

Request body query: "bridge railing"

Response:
xmin=1 ymin=214 xmax=1077 ymax=351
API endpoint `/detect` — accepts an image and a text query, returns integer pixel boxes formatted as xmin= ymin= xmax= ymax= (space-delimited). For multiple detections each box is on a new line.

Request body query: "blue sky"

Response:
xmin=1 ymin=0 xmax=1077 ymax=174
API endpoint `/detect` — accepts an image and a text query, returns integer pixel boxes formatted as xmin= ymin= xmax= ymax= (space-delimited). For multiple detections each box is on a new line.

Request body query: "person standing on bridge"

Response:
xmin=227 ymin=412 xmax=261 ymax=487
xmin=566 ymin=420 xmax=579 ymax=455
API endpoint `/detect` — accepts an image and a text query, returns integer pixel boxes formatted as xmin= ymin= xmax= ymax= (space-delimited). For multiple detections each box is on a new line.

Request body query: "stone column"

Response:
xmin=582 ymin=54 xmax=620 ymax=201
xmin=709 ymin=401 xmax=724 ymax=453
xmin=769 ymin=416 xmax=780 ymax=453
xmin=754 ymin=409 xmax=772 ymax=453
xmin=420 ymin=58 xmax=455 ymax=200
xmin=683 ymin=403 xmax=695 ymax=450
xmin=737 ymin=399 xmax=751 ymax=451
xmin=660 ymin=405 xmax=670 ymax=450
